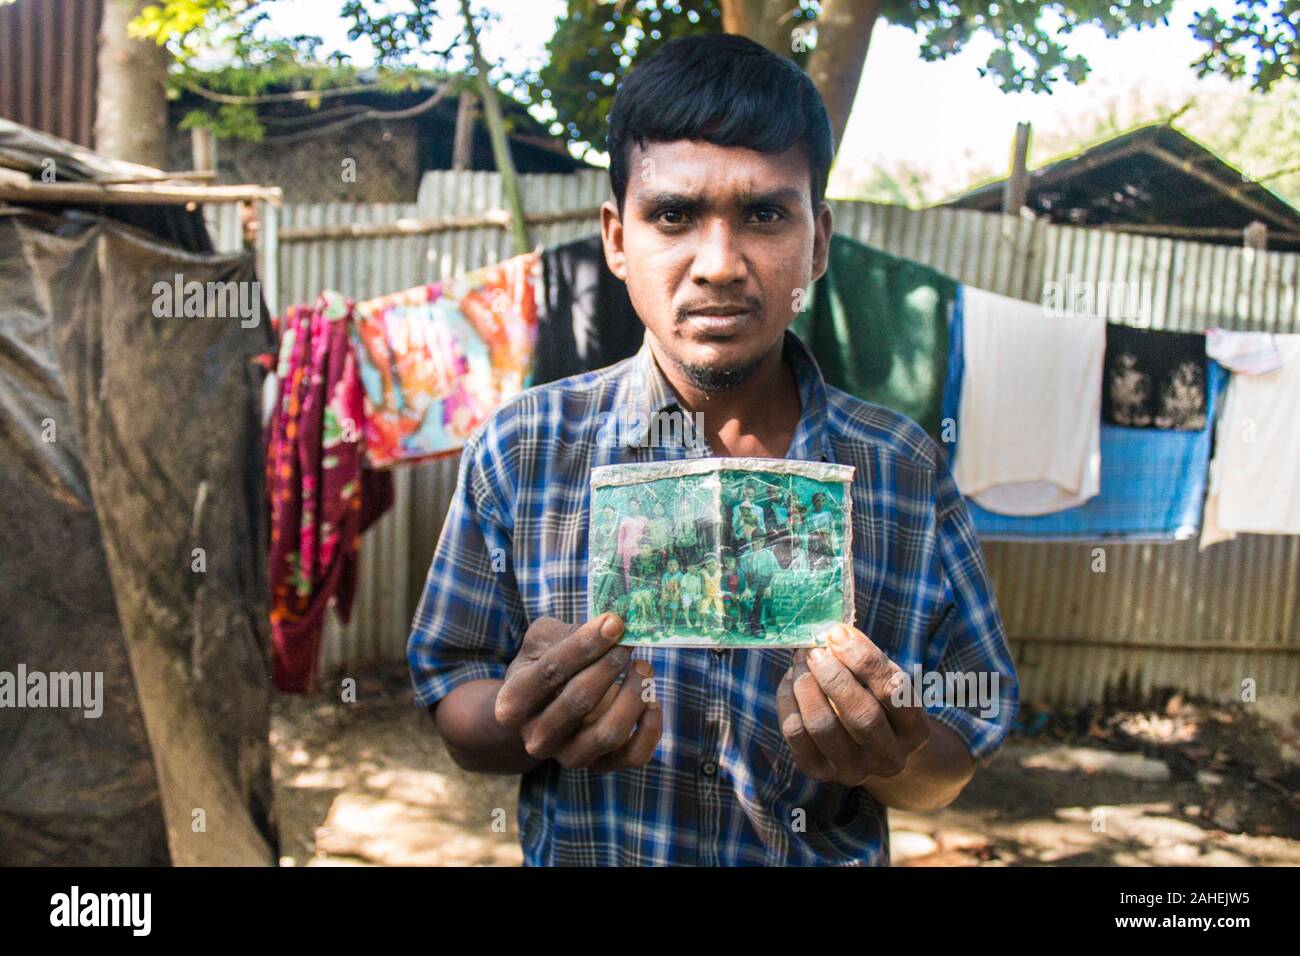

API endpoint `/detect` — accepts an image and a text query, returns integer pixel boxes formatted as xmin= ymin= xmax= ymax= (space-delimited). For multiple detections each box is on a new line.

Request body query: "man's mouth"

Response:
xmin=681 ymin=306 xmax=753 ymax=336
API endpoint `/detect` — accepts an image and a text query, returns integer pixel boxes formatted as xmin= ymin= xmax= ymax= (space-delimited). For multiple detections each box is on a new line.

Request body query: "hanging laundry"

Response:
xmin=1205 ymin=328 xmax=1285 ymax=376
xmin=350 ymin=251 xmax=541 ymax=466
xmin=792 ymin=234 xmax=956 ymax=438
xmin=943 ymin=316 xmax=1228 ymax=540
xmin=1101 ymin=323 xmax=1208 ymax=430
xmin=532 ymin=236 xmax=643 ymax=386
xmin=267 ymin=292 xmax=394 ymax=692
xmin=950 ymin=285 xmax=1105 ymax=516
xmin=1200 ymin=334 xmax=1300 ymax=549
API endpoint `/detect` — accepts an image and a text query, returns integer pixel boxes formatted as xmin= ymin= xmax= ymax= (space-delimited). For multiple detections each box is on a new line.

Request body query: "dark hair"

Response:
xmin=607 ymin=34 xmax=834 ymax=212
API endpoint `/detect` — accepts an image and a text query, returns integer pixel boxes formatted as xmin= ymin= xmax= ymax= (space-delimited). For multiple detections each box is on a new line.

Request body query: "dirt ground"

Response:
xmin=272 ymin=665 xmax=1300 ymax=866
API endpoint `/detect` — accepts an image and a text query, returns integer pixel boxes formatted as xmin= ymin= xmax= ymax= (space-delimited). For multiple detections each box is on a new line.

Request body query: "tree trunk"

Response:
xmin=720 ymin=0 xmax=793 ymax=55
xmin=451 ymin=89 xmax=478 ymax=171
xmin=722 ymin=0 xmax=881 ymax=157
xmin=95 ymin=0 xmax=170 ymax=167
xmin=804 ymin=0 xmax=881 ymax=153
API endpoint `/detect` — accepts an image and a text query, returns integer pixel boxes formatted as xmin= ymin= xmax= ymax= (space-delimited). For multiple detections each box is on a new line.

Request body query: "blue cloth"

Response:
xmin=941 ymin=291 xmax=1225 ymax=541
xmin=408 ymin=328 xmax=1019 ymax=866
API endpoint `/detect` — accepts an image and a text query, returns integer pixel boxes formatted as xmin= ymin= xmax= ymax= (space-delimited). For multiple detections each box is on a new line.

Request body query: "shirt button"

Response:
xmin=711 ymin=646 xmax=727 ymax=657
xmin=701 ymin=760 xmax=718 ymax=776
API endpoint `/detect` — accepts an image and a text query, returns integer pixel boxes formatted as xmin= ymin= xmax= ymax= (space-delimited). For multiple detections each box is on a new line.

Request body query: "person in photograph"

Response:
xmin=617 ymin=498 xmax=649 ymax=590
xmin=807 ymin=491 xmax=836 ymax=569
xmin=698 ymin=554 xmax=725 ymax=633
xmin=731 ymin=481 xmax=766 ymax=541
xmin=679 ymin=561 xmax=702 ymax=628
xmin=673 ymin=485 xmax=702 ymax=566
xmin=739 ymin=525 xmax=782 ymax=635
xmin=628 ymin=541 xmax=662 ymax=627
xmin=720 ymin=551 xmax=746 ymax=634
xmin=659 ymin=556 xmax=684 ymax=627
xmin=646 ymin=498 xmax=673 ymax=562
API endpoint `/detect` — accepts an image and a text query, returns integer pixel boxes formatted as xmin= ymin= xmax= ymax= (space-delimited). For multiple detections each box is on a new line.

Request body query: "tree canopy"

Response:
xmin=132 ymin=0 xmax=1299 ymax=155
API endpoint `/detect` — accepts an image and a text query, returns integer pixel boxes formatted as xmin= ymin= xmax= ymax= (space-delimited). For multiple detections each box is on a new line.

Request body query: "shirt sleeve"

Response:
xmin=406 ymin=419 xmax=528 ymax=709
xmin=921 ymin=446 xmax=1020 ymax=765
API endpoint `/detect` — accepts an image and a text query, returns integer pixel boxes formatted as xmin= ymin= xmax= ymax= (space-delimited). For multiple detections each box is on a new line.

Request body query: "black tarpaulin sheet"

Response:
xmin=0 ymin=208 xmax=277 ymax=865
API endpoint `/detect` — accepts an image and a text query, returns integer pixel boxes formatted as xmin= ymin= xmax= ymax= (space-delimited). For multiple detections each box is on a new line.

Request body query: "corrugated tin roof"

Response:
xmin=941 ymin=124 xmax=1300 ymax=251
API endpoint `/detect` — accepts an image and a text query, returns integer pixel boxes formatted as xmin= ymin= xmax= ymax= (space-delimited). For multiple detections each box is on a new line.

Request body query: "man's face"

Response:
xmin=602 ymin=139 xmax=832 ymax=391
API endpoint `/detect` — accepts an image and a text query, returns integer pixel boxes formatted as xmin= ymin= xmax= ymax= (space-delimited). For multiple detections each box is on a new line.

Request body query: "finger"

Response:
xmin=825 ymin=624 xmax=929 ymax=753
xmin=554 ymin=660 xmax=654 ymax=767
xmin=496 ymin=613 xmax=627 ymax=727
xmin=777 ymin=665 xmax=835 ymax=781
xmin=581 ymin=681 xmax=621 ymax=725
xmin=791 ymin=657 xmax=862 ymax=780
xmin=522 ymin=643 xmax=634 ymax=755
xmin=591 ymin=698 xmax=663 ymax=772
xmin=806 ymin=646 xmax=904 ymax=776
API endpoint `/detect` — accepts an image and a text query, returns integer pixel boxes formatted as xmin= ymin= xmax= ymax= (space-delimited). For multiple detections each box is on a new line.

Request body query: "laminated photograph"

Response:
xmin=587 ymin=458 xmax=855 ymax=647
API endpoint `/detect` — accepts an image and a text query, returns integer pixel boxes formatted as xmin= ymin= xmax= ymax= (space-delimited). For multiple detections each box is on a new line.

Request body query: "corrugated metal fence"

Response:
xmin=216 ymin=169 xmax=1299 ymax=708
xmin=0 ymin=0 xmax=101 ymax=148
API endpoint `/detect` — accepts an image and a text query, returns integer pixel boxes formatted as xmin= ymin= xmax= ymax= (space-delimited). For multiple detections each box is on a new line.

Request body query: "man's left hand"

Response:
xmin=776 ymin=624 xmax=930 ymax=786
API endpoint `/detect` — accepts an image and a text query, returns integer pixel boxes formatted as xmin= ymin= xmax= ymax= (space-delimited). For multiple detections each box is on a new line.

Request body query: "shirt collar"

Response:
xmin=627 ymin=328 xmax=830 ymax=462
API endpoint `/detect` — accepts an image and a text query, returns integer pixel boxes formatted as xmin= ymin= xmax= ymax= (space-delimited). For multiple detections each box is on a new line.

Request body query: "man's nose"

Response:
xmin=689 ymin=220 xmax=748 ymax=286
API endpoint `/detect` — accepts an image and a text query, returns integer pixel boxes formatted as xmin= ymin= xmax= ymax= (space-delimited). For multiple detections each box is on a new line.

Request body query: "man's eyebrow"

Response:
xmin=736 ymin=187 xmax=805 ymax=208
xmin=635 ymin=190 xmax=701 ymax=209
xmin=634 ymin=187 xmax=805 ymax=210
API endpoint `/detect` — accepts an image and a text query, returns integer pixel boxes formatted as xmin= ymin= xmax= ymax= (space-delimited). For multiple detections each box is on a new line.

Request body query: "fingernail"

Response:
xmin=649 ymin=701 xmax=660 ymax=712
xmin=829 ymin=626 xmax=848 ymax=648
xmin=601 ymin=614 xmax=623 ymax=639
xmin=809 ymin=647 xmax=829 ymax=666
xmin=634 ymin=660 xmax=652 ymax=677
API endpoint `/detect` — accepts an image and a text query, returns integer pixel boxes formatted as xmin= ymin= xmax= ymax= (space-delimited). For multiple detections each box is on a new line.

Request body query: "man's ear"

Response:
xmin=811 ymin=200 xmax=833 ymax=284
xmin=600 ymin=199 xmax=628 ymax=282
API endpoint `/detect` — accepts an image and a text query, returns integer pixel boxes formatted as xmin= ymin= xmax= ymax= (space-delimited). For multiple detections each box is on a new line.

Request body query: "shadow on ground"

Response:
xmin=273 ymin=665 xmax=1300 ymax=866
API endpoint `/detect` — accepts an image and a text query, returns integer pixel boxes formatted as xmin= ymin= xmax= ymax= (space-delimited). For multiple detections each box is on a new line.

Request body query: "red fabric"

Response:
xmin=267 ymin=293 xmax=392 ymax=692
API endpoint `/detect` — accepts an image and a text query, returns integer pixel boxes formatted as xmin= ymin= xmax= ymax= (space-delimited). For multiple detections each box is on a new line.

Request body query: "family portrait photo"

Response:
xmin=587 ymin=458 xmax=855 ymax=647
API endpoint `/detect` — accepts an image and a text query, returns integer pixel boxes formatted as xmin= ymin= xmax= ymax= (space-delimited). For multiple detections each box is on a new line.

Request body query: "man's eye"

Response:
xmin=747 ymin=207 xmax=782 ymax=224
xmin=656 ymin=208 xmax=689 ymax=226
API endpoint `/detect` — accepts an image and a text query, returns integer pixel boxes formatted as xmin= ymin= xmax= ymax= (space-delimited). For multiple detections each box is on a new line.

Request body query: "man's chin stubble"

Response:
xmin=671 ymin=349 xmax=768 ymax=393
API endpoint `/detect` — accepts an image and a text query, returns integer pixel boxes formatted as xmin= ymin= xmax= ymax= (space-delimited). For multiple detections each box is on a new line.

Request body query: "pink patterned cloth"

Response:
xmin=267 ymin=292 xmax=392 ymax=692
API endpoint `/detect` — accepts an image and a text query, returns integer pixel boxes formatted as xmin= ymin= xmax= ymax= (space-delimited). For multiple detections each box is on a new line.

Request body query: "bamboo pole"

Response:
xmin=0 ymin=178 xmax=282 ymax=205
xmin=278 ymin=206 xmax=602 ymax=244
xmin=459 ymin=0 xmax=530 ymax=256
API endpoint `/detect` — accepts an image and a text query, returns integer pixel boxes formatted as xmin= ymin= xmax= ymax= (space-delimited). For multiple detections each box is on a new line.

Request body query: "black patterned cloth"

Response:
xmin=1101 ymin=324 xmax=1208 ymax=431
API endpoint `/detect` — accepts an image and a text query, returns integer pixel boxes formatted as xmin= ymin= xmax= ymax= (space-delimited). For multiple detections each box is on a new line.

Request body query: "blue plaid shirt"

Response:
xmin=409 ymin=329 xmax=1018 ymax=866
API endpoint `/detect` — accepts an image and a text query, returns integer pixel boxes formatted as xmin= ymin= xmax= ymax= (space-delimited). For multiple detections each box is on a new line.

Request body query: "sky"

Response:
xmin=263 ymin=0 xmax=1236 ymax=201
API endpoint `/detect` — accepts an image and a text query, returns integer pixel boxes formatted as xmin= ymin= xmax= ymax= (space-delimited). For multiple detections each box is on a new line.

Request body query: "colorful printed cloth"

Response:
xmin=267 ymin=292 xmax=393 ymax=692
xmin=350 ymin=252 xmax=541 ymax=467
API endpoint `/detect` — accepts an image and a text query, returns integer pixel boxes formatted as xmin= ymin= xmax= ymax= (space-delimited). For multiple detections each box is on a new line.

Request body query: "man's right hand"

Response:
xmin=493 ymin=613 xmax=661 ymax=772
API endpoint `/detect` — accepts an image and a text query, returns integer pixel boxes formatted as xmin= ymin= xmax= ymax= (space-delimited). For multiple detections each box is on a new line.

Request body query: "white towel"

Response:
xmin=1199 ymin=334 xmax=1300 ymax=549
xmin=955 ymin=287 xmax=1105 ymax=516
xmin=1205 ymin=328 xmax=1284 ymax=375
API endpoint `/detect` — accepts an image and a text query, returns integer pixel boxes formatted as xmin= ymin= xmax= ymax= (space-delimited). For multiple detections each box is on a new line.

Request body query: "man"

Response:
xmin=731 ymin=481 xmax=766 ymax=540
xmin=409 ymin=33 xmax=1018 ymax=866
xmin=738 ymin=525 xmax=781 ymax=635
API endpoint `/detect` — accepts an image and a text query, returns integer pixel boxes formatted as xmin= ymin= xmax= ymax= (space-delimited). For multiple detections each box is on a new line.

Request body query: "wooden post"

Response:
xmin=458 ymin=0 xmax=530 ymax=256
xmin=452 ymin=89 xmax=478 ymax=171
xmin=1003 ymin=122 xmax=1031 ymax=215
xmin=191 ymin=127 xmax=218 ymax=177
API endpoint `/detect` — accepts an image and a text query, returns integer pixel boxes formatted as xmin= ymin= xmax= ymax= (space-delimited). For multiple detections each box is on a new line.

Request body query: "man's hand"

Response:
xmin=776 ymin=623 xmax=930 ymax=786
xmin=494 ymin=613 xmax=662 ymax=772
